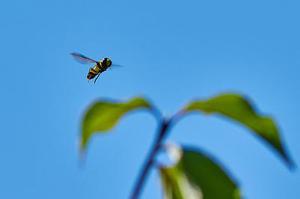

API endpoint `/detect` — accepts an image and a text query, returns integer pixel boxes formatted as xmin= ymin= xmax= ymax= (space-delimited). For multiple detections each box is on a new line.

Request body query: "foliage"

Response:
xmin=184 ymin=93 xmax=291 ymax=165
xmin=80 ymin=93 xmax=293 ymax=199
xmin=80 ymin=97 xmax=152 ymax=150
xmin=160 ymin=144 xmax=240 ymax=199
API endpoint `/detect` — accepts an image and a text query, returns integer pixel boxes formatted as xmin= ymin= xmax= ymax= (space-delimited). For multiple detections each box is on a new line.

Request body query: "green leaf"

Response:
xmin=159 ymin=144 xmax=241 ymax=199
xmin=80 ymin=97 xmax=153 ymax=150
xmin=184 ymin=93 xmax=292 ymax=167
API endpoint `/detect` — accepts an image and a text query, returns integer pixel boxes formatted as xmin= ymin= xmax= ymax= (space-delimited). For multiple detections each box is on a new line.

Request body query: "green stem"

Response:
xmin=130 ymin=111 xmax=184 ymax=199
xmin=130 ymin=118 xmax=170 ymax=199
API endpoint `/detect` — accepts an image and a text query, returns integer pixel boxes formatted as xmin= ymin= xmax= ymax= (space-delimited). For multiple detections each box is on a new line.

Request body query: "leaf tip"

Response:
xmin=283 ymin=154 xmax=296 ymax=171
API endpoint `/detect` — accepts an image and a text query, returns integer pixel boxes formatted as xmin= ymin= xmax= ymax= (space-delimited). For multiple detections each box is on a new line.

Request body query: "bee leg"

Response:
xmin=94 ymin=73 xmax=101 ymax=84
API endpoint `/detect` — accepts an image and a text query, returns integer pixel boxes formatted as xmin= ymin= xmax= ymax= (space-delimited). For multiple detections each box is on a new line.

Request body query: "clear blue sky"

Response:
xmin=0 ymin=0 xmax=299 ymax=198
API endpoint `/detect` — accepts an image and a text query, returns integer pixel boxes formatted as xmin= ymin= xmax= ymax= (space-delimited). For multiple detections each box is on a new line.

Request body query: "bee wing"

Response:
xmin=112 ymin=64 xmax=123 ymax=67
xmin=71 ymin=52 xmax=98 ymax=64
xmin=108 ymin=64 xmax=124 ymax=70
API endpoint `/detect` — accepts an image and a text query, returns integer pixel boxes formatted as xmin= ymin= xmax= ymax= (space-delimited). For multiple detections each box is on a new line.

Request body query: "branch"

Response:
xmin=130 ymin=119 xmax=170 ymax=199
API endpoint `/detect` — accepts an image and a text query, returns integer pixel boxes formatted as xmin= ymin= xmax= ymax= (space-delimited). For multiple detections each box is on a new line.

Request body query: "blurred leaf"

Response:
xmin=184 ymin=93 xmax=292 ymax=167
xmin=81 ymin=97 xmax=153 ymax=150
xmin=159 ymin=144 xmax=240 ymax=199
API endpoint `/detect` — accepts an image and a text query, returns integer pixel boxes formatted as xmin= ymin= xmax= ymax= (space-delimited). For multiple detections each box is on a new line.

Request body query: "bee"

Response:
xmin=71 ymin=52 xmax=120 ymax=83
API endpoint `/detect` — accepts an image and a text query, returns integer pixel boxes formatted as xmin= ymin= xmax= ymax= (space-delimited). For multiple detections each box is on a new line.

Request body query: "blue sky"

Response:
xmin=0 ymin=0 xmax=299 ymax=198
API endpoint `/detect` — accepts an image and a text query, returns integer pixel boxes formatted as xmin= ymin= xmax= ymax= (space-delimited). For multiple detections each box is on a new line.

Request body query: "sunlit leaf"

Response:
xmin=80 ymin=97 xmax=153 ymax=150
xmin=184 ymin=93 xmax=292 ymax=167
xmin=159 ymin=144 xmax=241 ymax=199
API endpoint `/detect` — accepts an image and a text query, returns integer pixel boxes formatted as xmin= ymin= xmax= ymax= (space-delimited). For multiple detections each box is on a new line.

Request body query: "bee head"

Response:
xmin=104 ymin=58 xmax=112 ymax=67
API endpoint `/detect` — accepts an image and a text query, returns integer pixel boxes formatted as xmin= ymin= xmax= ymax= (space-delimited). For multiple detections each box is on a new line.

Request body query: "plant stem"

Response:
xmin=130 ymin=118 xmax=171 ymax=199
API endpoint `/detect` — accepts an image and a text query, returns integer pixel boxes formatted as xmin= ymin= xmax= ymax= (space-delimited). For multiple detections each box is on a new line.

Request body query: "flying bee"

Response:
xmin=71 ymin=52 xmax=120 ymax=83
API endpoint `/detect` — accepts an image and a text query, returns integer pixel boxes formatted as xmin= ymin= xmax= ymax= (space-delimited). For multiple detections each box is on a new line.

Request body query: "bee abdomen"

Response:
xmin=87 ymin=68 xmax=98 ymax=80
